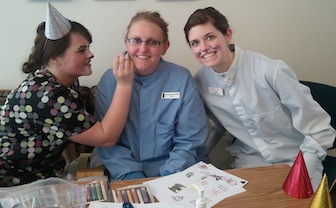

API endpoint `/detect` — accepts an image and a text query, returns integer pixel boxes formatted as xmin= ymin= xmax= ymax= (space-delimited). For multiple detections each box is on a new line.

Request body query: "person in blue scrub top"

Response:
xmin=183 ymin=7 xmax=336 ymax=191
xmin=91 ymin=11 xmax=209 ymax=180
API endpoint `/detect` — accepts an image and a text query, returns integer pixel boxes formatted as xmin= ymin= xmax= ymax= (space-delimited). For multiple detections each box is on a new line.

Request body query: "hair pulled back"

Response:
xmin=126 ymin=11 xmax=169 ymax=42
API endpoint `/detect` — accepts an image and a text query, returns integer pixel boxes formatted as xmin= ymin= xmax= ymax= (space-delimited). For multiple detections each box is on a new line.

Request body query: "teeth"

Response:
xmin=137 ymin=55 xmax=149 ymax=59
xmin=200 ymin=51 xmax=207 ymax=57
xmin=202 ymin=52 xmax=215 ymax=59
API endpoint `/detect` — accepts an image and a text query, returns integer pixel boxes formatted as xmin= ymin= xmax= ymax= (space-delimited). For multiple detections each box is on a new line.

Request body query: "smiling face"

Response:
xmin=58 ymin=32 xmax=94 ymax=76
xmin=125 ymin=20 xmax=169 ymax=76
xmin=49 ymin=32 xmax=94 ymax=86
xmin=187 ymin=22 xmax=234 ymax=72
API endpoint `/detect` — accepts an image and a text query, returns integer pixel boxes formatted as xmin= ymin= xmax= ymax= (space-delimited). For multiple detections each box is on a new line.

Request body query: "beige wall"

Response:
xmin=1 ymin=0 xmax=335 ymax=89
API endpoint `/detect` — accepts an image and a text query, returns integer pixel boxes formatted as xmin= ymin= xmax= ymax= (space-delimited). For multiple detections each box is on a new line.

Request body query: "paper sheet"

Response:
xmin=144 ymin=161 xmax=248 ymax=208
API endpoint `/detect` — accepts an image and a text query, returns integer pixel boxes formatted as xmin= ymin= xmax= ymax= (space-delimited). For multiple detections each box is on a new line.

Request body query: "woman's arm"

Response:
xmin=70 ymin=52 xmax=134 ymax=147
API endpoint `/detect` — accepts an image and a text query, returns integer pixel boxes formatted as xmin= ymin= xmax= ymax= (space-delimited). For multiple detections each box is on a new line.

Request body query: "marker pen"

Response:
xmin=112 ymin=189 xmax=119 ymax=203
xmin=140 ymin=187 xmax=150 ymax=203
xmin=136 ymin=188 xmax=144 ymax=204
xmin=126 ymin=189 xmax=134 ymax=203
xmin=131 ymin=188 xmax=139 ymax=203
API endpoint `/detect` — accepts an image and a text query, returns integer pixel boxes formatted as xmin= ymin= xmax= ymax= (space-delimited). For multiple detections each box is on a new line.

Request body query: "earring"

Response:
xmin=228 ymin=42 xmax=235 ymax=52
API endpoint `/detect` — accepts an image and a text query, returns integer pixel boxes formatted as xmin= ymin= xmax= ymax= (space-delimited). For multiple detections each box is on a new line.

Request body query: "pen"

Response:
xmin=121 ymin=189 xmax=129 ymax=202
xmin=95 ymin=182 xmax=103 ymax=200
xmin=112 ymin=189 xmax=119 ymax=203
xmin=126 ymin=189 xmax=134 ymax=203
xmin=131 ymin=188 xmax=139 ymax=203
xmin=140 ymin=186 xmax=150 ymax=203
xmin=124 ymin=51 xmax=128 ymax=59
xmin=86 ymin=185 xmax=92 ymax=201
xmin=117 ymin=190 xmax=124 ymax=203
xmin=90 ymin=183 xmax=97 ymax=201
xmin=136 ymin=188 xmax=144 ymax=204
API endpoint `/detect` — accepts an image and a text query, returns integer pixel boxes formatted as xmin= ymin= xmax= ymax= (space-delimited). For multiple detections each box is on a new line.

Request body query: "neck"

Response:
xmin=45 ymin=66 xmax=77 ymax=87
xmin=213 ymin=50 xmax=235 ymax=73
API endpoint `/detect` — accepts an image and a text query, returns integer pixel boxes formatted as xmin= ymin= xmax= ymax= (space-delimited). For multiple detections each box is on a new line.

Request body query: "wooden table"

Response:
xmin=110 ymin=164 xmax=312 ymax=208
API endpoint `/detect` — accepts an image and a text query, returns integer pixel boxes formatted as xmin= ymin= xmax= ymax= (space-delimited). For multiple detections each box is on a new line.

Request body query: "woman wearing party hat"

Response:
xmin=0 ymin=3 xmax=134 ymax=186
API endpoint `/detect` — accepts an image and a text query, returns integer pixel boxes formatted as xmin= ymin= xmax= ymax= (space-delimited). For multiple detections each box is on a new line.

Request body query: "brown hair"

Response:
xmin=184 ymin=7 xmax=230 ymax=45
xmin=22 ymin=21 xmax=92 ymax=73
xmin=126 ymin=11 xmax=169 ymax=42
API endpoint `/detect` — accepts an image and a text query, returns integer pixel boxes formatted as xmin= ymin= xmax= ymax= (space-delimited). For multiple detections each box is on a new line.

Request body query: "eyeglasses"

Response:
xmin=126 ymin=38 xmax=163 ymax=47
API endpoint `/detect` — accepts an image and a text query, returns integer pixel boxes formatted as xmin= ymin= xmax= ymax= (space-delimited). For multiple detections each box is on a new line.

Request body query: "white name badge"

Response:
xmin=208 ymin=87 xmax=224 ymax=96
xmin=161 ymin=92 xmax=180 ymax=99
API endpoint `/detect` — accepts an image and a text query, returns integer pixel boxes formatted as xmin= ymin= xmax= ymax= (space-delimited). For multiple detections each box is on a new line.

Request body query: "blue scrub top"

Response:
xmin=95 ymin=59 xmax=209 ymax=180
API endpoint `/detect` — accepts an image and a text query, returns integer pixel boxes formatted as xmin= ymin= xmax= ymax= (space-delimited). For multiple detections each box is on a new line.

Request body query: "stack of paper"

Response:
xmin=144 ymin=161 xmax=248 ymax=208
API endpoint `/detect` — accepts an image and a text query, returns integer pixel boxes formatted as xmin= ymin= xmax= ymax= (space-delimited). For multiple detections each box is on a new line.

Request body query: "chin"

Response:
xmin=82 ymin=70 xmax=92 ymax=76
xmin=202 ymin=63 xmax=214 ymax=68
xmin=202 ymin=60 xmax=217 ymax=68
xmin=198 ymin=59 xmax=210 ymax=67
xmin=135 ymin=68 xmax=152 ymax=76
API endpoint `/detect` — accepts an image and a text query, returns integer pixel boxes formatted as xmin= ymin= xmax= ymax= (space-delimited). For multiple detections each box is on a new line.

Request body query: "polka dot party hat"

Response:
xmin=45 ymin=2 xmax=71 ymax=40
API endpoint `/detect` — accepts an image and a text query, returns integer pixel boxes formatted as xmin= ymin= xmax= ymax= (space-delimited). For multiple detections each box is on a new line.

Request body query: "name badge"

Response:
xmin=208 ymin=87 xmax=224 ymax=96
xmin=161 ymin=92 xmax=180 ymax=99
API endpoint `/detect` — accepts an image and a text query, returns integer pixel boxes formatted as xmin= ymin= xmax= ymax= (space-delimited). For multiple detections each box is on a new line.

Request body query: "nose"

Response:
xmin=138 ymin=42 xmax=149 ymax=51
xmin=88 ymin=50 xmax=94 ymax=59
xmin=200 ymin=42 xmax=210 ymax=52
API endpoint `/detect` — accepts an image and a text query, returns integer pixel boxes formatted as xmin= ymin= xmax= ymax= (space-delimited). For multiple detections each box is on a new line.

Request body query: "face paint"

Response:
xmin=195 ymin=45 xmax=221 ymax=58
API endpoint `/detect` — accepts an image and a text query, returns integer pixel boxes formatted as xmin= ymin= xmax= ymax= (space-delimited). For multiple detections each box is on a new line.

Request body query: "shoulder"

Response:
xmin=160 ymin=59 xmax=192 ymax=77
xmin=20 ymin=69 xmax=62 ymax=97
xmin=98 ymin=68 xmax=116 ymax=86
xmin=237 ymin=46 xmax=288 ymax=70
xmin=194 ymin=66 xmax=212 ymax=81
xmin=101 ymin=68 xmax=114 ymax=79
xmin=236 ymin=47 xmax=297 ymax=87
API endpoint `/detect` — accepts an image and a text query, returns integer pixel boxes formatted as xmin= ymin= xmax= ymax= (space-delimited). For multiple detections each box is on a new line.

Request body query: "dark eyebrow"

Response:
xmin=190 ymin=32 xmax=214 ymax=43
xmin=205 ymin=32 xmax=214 ymax=37
xmin=78 ymin=45 xmax=88 ymax=50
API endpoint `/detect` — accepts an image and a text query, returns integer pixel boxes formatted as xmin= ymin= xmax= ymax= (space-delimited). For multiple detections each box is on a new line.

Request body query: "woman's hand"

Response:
xmin=113 ymin=51 xmax=134 ymax=86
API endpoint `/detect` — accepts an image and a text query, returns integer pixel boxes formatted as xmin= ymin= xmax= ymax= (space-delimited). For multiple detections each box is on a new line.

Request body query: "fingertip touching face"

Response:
xmin=187 ymin=22 xmax=232 ymax=72
xmin=125 ymin=20 xmax=169 ymax=76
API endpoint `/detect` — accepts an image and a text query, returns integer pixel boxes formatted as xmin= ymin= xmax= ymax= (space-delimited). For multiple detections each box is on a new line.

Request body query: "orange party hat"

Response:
xmin=309 ymin=174 xmax=333 ymax=208
xmin=283 ymin=150 xmax=314 ymax=198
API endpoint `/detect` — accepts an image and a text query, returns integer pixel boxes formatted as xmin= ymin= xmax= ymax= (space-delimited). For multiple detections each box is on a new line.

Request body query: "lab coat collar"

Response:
xmin=134 ymin=59 xmax=163 ymax=87
xmin=212 ymin=45 xmax=242 ymax=84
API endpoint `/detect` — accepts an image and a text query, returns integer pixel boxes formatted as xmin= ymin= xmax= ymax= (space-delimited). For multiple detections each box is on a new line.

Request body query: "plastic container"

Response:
xmin=0 ymin=177 xmax=87 ymax=208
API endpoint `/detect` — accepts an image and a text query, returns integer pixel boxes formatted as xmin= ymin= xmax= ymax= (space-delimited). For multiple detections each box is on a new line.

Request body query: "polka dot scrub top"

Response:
xmin=0 ymin=68 xmax=96 ymax=187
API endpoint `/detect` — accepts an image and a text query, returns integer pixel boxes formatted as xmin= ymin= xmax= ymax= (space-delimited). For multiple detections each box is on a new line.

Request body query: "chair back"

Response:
xmin=300 ymin=81 xmax=336 ymax=148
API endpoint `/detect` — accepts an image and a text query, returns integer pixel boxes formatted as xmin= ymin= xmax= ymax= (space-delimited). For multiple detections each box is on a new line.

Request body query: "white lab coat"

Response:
xmin=195 ymin=45 xmax=335 ymax=190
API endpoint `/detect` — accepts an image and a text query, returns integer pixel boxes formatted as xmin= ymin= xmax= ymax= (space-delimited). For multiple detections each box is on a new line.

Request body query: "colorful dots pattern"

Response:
xmin=0 ymin=68 xmax=96 ymax=187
